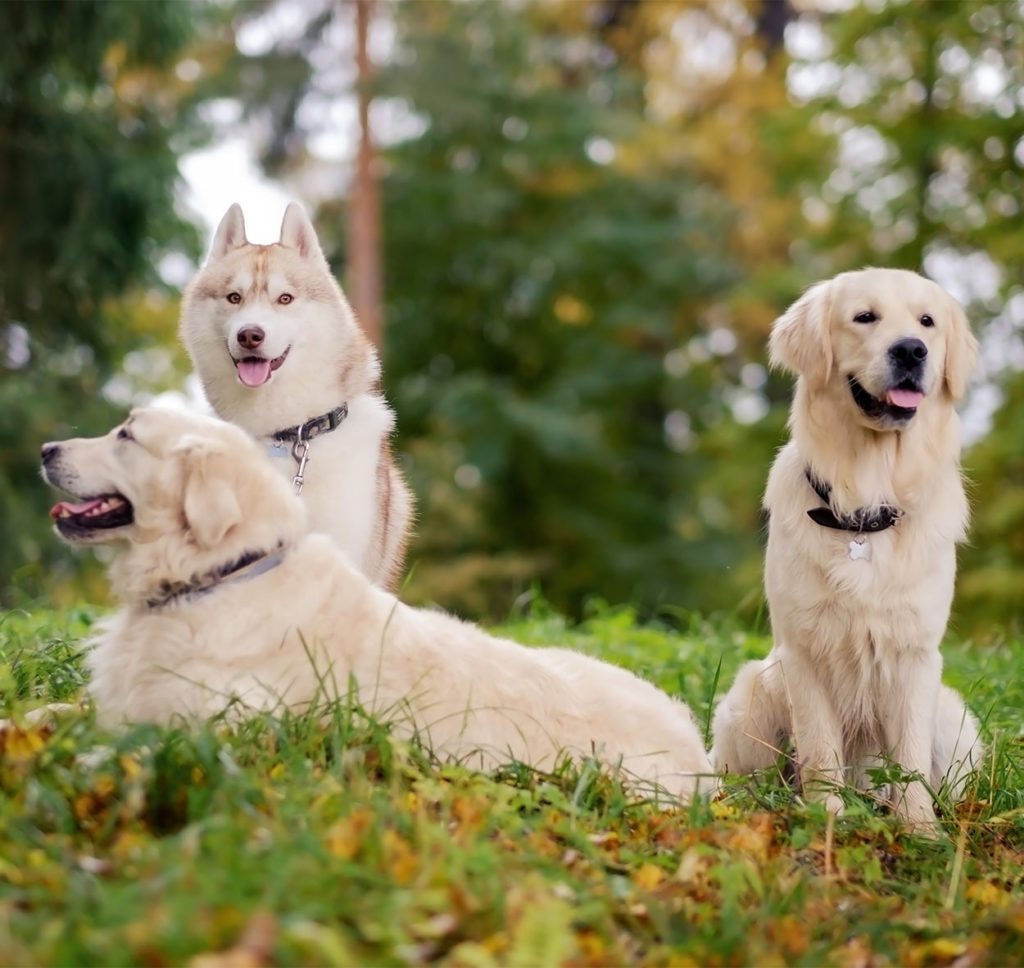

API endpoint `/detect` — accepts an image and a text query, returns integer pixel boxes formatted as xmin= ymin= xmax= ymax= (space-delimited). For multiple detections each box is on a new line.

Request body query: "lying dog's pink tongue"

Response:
xmin=886 ymin=388 xmax=923 ymax=409
xmin=50 ymin=498 xmax=103 ymax=519
xmin=236 ymin=358 xmax=272 ymax=387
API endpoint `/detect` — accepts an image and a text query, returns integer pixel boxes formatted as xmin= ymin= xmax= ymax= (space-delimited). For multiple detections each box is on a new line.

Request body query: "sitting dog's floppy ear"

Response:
xmin=177 ymin=437 xmax=243 ymax=549
xmin=769 ymin=280 xmax=834 ymax=388
xmin=943 ymin=295 xmax=979 ymax=401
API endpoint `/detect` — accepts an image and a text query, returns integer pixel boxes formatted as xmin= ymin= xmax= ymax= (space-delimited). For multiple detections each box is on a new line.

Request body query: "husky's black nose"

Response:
xmin=238 ymin=326 xmax=265 ymax=351
xmin=889 ymin=338 xmax=927 ymax=370
xmin=41 ymin=442 xmax=59 ymax=464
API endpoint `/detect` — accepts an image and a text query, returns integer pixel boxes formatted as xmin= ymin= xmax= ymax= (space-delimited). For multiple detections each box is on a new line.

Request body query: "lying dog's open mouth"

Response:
xmin=50 ymin=494 xmax=134 ymax=538
xmin=234 ymin=346 xmax=290 ymax=388
xmin=848 ymin=375 xmax=923 ymax=423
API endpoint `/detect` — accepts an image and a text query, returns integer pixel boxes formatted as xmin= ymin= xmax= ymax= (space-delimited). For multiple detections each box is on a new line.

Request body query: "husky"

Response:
xmin=179 ymin=203 xmax=413 ymax=590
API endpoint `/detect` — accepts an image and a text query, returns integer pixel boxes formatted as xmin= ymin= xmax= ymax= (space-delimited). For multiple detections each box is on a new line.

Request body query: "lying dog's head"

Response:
xmin=769 ymin=268 xmax=978 ymax=430
xmin=41 ymin=408 xmax=306 ymax=603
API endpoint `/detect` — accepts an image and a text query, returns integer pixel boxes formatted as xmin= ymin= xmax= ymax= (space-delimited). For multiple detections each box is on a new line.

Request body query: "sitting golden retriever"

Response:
xmin=41 ymin=408 xmax=713 ymax=803
xmin=712 ymin=268 xmax=982 ymax=832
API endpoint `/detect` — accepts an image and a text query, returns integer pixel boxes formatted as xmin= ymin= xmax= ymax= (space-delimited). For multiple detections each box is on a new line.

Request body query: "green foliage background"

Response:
xmin=0 ymin=0 xmax=1021 ymax=635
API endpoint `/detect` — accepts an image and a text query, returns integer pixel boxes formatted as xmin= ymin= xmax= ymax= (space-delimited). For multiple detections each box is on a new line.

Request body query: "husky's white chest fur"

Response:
xmin=179 ymin=203 xmax=413 ymax=590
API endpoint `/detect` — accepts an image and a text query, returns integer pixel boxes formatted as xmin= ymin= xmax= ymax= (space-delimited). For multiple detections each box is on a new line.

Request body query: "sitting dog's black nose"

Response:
xmin=41 ymin=442 xmax=59 ymax=464
xmin=237 ymin=326 xmax=265 ymax=351
xmin=889 ymin=338 xmax=928 ymax=368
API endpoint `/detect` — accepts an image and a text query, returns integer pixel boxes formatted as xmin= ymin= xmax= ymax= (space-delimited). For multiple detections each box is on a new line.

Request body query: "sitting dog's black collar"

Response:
xmin=146 ymin=544 xmax=287 ymax=609
xmin=271 ymin=404 xmax=349 ymax=445
xmin=804 ymin=470 xmax=903 ymax=534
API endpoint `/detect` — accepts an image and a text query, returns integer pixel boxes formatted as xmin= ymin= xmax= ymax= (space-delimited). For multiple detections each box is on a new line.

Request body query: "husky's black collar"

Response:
xmin=805 ymin=470 xmax=903 ymax=534
xmin=146 ymin=545 xmax=287 ymax=609
xmin=271 ymin=405 xmax=349 ymax=445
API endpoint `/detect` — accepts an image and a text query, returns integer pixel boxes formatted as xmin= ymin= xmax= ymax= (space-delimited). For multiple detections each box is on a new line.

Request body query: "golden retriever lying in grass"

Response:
xmin=41 ymin=408 xmax=713 ymax=803
xmin=712 ymin=268 xmax=982 ymax=833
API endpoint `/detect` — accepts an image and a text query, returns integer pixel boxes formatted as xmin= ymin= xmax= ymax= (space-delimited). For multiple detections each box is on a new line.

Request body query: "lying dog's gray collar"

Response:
xmin=804 ymin=470 xmax=903 ymax=534
xmin=271 ymin=404 xmax=349 ymax=445
xmin=145 ymin=545 xmax=287 ymax=609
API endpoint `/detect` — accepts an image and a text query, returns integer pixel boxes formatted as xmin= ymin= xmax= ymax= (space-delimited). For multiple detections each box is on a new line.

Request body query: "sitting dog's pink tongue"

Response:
xmin=886 ymin=388 xmax=923 ymax=409
xmin=236 ymin=358 xmax=272 ymax=387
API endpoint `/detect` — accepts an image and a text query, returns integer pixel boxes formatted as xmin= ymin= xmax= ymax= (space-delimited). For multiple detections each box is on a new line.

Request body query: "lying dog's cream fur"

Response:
xmin=41 ymin=408 xmax=713 ymax=803
xmin=712 ymin=268 xmax=982 ymax=832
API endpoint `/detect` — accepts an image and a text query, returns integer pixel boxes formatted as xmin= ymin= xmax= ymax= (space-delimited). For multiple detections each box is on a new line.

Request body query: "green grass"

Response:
xmin=2 ymin=604 xmax=1023 ymax=966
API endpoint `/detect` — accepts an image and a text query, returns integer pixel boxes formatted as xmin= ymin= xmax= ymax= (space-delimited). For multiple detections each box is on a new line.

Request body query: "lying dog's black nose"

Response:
xmin=41 ymin=442 xmax=59 ymax=464
xmin=889 ymin=338 xmax=927 ymax=368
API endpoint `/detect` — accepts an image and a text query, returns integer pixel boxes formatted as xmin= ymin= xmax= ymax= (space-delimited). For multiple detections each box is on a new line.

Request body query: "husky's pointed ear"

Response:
xmin=943 ymin=293 xmax=978 ymax=401
xmin=279 ymin=202 xmax=324 ymax=261
xmin=210 ymin=203 xmax=248 ymax=261
xmin=769 ymin=280 xmax=834 ymax=388
xmin=178 ymin=437 xmax=242 ymax=549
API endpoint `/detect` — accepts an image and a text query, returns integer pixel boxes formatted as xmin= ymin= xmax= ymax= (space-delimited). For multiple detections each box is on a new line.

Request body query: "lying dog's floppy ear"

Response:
xmin=178 ymin=437 xmax=243 ymax=549
xmin=769 ymin=280 xmax=834 ymax=387
xmin=279 ymin=202 xmax=326 ymax=263
xmin=942 ymin=294 xmax=979 ymax=401
xmin=209 ymin=203 xmax=248 ymax=261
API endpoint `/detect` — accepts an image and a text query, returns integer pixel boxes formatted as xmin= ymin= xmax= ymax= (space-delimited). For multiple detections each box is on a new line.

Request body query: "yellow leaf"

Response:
xmin=0 ymin=724 xmax=49 ymax=759
xmin=928 ymin=938 xmax=966 ymax=961
xmin=382 ymin=829 xmax=419 ymax=885
xmin=119 ymin=753 xmax=143 ymax=780
xmin=633 ymin=862 xmax=666 ymax=891
xmin=710 ymin=800 xmax=740 ymax=820
xmin=966 ymin=880 xmax=1011 ymax=908
xmin=324 ymin=808 xmax=372 ymax=861
xmin=726 ymin=812 xmax=775 ymax=863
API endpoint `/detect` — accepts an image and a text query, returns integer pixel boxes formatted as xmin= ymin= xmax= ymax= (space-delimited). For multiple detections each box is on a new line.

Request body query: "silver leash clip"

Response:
xmin=290 ymin=429 xmax=311 ymax=494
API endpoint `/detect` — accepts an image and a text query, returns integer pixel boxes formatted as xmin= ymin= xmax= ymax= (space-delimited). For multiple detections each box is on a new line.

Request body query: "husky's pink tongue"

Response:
xmin=886 ymin=388 xmax=923 ymax=409
xmin=236 ymin=358 xmax=272 ymax=387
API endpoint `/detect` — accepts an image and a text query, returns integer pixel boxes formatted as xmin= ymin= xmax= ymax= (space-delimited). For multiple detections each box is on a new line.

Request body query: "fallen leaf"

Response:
xmin=188 ymin=911 xmax=276 ymax=968
xmin=633 ymin=862 xmax=666 ymax=891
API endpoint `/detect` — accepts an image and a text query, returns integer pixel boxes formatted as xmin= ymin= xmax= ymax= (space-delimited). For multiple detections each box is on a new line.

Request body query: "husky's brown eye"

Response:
xmin=920 ymin=314 xmax=935 ymax=328
xmin=226 ymin=292 xmax=242 ymax=305
xmin=278 ymin=293 xmax=293 ymax=305
xmin=854 ymin=310 xmax=877 ymax=324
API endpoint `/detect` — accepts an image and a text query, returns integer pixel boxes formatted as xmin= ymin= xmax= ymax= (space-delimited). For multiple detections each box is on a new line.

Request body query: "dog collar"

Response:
xmin=267 ymin=404 xmax=349 ymax=495
xmin=145 ymin=545 xmax=287 ymax=609
xmin=804 ymin=470 xmax=903 ymax=534
xmin=271 ymin=404 xmax=349 ymax=445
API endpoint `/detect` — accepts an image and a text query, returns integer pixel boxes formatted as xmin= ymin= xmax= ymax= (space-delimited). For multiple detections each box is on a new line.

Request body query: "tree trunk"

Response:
xmin=347 ymin=0 xmax=384 ymax=353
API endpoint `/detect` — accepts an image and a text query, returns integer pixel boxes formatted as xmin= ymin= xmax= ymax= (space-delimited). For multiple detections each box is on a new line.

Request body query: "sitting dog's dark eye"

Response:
xmin=226 ymin=292 xmax=242 ymax=305
xmin=853 ymin=311 xmax=877 ymax=324
xmin=920 ymin=314 xmax=935 ymax=328
xmin=117 ymin=426 xmax=133 ymax=441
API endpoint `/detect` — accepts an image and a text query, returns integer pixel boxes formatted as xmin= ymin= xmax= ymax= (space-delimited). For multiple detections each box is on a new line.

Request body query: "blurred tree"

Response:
xmin=360 ymin=0 xmax=756 ymax=617
xmin=959 ymin=370 xmax=1024 ymax=638
xmin=587 ymin=0 xmax=830 ymax=345
xmin=0 ymin=0 xmax=211 ymax=603
xmin=794 ymin=0 xmax=1024 ymax=284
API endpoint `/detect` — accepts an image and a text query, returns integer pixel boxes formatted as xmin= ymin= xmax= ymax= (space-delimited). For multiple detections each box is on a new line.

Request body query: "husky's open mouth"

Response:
xmin=235 ymin=347 xmax=291 ymax=388
xmin=50 ymin=494 xmax=134 ymax=538
xmin=848 ymin=375 xmax=923 ymax=423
